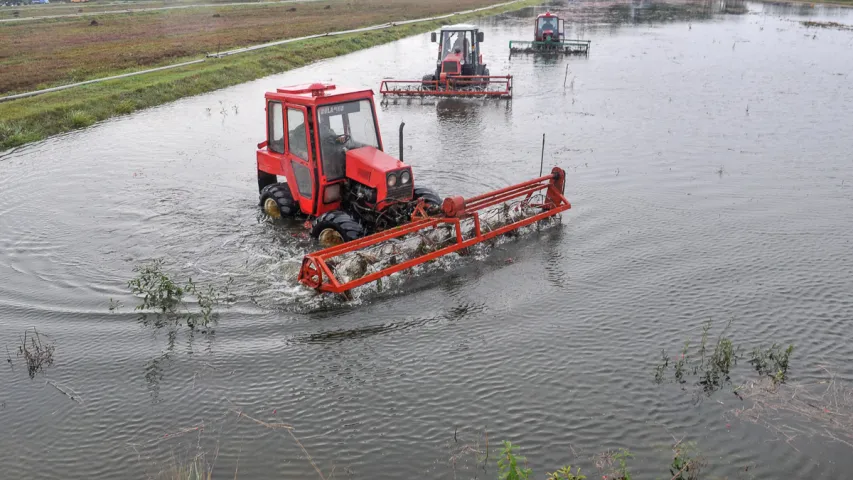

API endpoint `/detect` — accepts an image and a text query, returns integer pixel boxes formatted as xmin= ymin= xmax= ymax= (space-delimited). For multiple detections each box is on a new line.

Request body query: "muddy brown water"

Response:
xmin=2 ymin=1 xmax=853 ymax=478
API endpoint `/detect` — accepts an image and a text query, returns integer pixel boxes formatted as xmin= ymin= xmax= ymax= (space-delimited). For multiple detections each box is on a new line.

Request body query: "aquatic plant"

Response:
xmin=670 ymin=441 xmax=705 ymax=480
xmin=497 ymin=441 xmax=531 ymax=480
xmin=126 ymin=259 xmax=232 ymax=330
xmin=595 ymin=448 xmax=633 ymax=480
xmin=654 ymin=319 xmax=799 ymax=403
xmin=801 ymin=20 xmax=853 ymax=31
xmin=159 ymin=451 xmax=215 ymax=480
xmin=546 ymin=465 xmax=586 ymax=480
xmin=654 ymin=320 xmax=742 ymax=394
xmin=654 ymin=348 xmax=669 ymax=383
xmin=108 ymin=298 xmax=122 ymax=311
xmin=16 ymin=327 xmax=55 ymax=378
xmin=749 ymin=344 xmax=794 ymax=385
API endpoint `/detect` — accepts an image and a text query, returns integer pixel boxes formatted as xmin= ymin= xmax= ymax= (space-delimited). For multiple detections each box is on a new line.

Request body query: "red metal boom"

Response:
xmin=298 ymin=167 xmax=570 ymax=294
xmin=379 ymin=76 xmax=512 ymax=98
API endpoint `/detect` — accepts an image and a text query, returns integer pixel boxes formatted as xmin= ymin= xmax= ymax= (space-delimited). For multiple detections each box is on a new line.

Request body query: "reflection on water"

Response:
xmin=435 ymin=98 xmax=485 ymax=123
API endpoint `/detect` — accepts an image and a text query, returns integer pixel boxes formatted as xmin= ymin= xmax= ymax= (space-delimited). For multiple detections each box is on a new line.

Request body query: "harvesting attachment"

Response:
xmin=509 ymin=12 xmax=591 ymax=56
xmin=298 ymin=168 xmax=571 ymax=295
xmin=380 ymin=24 xmax=513 ymax=99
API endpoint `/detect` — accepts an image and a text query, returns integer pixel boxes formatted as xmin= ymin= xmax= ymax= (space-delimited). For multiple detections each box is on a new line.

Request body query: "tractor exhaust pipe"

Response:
xmin=399 ymin=120 xmax=405 ymax=162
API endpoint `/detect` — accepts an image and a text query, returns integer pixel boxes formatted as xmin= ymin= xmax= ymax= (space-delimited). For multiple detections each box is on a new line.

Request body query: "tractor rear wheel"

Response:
xmin=311 ymin=211 xmax=365 ymax=247
xmin=413 ymin=186 xmax=442 ymax=214
xmin=260 ymin=183 xmax=299 ymax=219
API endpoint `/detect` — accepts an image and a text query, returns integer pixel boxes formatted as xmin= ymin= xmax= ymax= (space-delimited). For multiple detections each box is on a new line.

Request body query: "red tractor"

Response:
xmin=257 ymin=83 xmax=443 ymax=247
xmin=509 ymin=12 xmax=591 ymax=55
xmin=256 ymin=83 xmax=571 ymax=294
xmin=380 ymin=24 xmax=512 ymax=98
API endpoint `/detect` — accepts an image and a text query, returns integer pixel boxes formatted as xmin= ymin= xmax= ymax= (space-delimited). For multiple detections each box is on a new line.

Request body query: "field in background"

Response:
xmin=0 ymin=0 xmax=301 ymax=20
xmin=0 ymin=0 xmax=535 ymax=150
xmin=0 ymin=0 xmax=507 ymax=95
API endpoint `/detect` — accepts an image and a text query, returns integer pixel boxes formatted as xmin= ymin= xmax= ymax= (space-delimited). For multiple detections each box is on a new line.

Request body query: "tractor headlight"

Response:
xmin=400 ymin=170 xmax=411 ymax=185
xmin=387 ymin=173 xmax=398 ymax=187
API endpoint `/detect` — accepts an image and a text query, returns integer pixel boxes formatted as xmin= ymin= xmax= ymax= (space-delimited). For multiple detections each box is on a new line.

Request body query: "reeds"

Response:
xmin=17 ymin=327 xmax=54 ymax=378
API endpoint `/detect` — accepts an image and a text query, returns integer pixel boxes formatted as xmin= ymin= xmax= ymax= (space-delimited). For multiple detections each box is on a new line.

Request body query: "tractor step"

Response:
xmin=298 ymin=168 xmax=570 ymax=295
xmin=509 ymin=40 xmax=591 ymax=55
xmin=380 ymin=76 xmax=512 ymax=98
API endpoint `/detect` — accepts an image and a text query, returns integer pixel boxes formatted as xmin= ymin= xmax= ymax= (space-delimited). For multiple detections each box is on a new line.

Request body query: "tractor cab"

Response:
xmin=535 ymin=12 xmax=565 ymax=42
xmin=257 ymin=83 xmax=442 ymax=246
xmin=430 ymin=24 xmax=487 ymax=78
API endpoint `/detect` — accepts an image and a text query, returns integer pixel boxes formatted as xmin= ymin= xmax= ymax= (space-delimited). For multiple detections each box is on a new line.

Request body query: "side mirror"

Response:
xmin=477 ymin=31 xmax=484 ymax=43
xmin=430 ymin=32 xmax=437 ymax=43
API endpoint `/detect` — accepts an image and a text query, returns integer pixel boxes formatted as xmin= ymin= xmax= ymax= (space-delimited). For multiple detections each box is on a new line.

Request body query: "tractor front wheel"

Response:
xmin=421 ymin=74 xmax=436 ymax=90
xmin=311 ymin=211 xmax=365 ymax=247
xmin=413 ymin=186 xmax=442 ymax=214
xmin=260 ymin=183 xmax=299 ymax=219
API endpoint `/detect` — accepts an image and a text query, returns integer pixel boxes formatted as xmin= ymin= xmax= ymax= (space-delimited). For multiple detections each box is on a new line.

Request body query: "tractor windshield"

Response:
xmin=440 ymin=30 xmax=474 ymax=64
xmin=537 ymin=17 xmax=558 ymax=33
xmin=316 ymin=99 xmax=380 ymax=181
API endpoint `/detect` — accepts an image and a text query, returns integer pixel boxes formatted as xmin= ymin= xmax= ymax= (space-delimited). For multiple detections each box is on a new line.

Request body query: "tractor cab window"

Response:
xmin=316 ymin=100 xmax=380 ymax=181
xmin=440 ymin=31 xmax=474 ymax=64
xmin=268 ymin=101 xmax=284 ymax=153
xmin=538 ymin=17 xmax=558 ymax=33
xmin=287 ymin=108 xmax=309 ymax=160
xmin=286 ymin=107 xmax=313 ymax=198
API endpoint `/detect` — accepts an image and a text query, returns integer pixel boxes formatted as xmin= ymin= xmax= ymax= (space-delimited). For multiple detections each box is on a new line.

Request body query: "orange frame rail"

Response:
xmin=298 ymin=167 xmax=570 ymax=294
xmin=379 ymin=75 xmax=512 ymax=98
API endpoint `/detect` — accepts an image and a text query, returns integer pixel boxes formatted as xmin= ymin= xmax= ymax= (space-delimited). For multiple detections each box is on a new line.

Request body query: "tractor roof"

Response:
xmin=264 ymin=83 xmax=374 ymax=105
xmin=537 ymin=11 xmax=558 ymax=19
xmin=440 ymin=23 xmax=479 ymax=31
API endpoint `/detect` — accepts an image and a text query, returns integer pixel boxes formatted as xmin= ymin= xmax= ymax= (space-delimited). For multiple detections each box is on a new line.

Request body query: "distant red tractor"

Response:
xmin=380 ymin=24 xmax=512 ymax=98
xmin=509 ymin=12 xmax=591 ymax=55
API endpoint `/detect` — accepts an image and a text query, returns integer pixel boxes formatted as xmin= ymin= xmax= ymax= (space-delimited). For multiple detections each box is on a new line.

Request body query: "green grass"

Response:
xmin=0 ymin=0 xmax=536 ymax=151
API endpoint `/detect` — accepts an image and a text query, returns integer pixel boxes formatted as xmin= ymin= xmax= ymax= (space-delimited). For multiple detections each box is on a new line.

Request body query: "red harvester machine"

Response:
xmin=380 ymin=24 xmax=512 ymax=98
xmin=256 ymin=83 xmax=569 ymax=296
xmin=509 ymin=11 xmax=591 ymax=55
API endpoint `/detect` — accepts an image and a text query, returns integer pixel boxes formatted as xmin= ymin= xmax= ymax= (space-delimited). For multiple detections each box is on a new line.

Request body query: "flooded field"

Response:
xmin=2 ymin=1 xmax=853 ymax=478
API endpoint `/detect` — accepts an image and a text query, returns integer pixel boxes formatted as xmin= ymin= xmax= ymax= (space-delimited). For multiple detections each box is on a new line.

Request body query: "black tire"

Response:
xmin=422 ymin=74 xmax=436 ymax=90
xmin=258 ymin=170 xmax=278 ymax=193
xmin=310 ymin=210 xmax=364 ymax=244
xmin=413 ymin=186 xmax=442 ymax=213
xmin=260 ymin=183 xmax=299 ymax=218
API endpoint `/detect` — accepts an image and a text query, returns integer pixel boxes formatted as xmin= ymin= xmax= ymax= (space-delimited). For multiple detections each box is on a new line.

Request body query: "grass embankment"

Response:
xmin=0 ymin=0 xmax=535 ymax=150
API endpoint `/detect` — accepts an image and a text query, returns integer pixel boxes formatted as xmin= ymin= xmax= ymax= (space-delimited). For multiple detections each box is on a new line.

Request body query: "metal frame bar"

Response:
xmin=379 ymin=76 xmax=512 ymax=98
xmin=298 ymin=169 xmax=570 ymax=294
xmin=508 ymin=40 xmax=591 ymax=55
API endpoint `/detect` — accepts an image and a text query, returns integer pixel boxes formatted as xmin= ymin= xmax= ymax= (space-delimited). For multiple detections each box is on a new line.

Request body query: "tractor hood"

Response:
xmin=345 ymin=146 xmax=410 ymax=188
